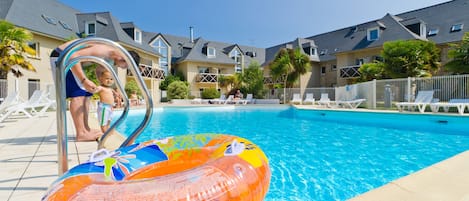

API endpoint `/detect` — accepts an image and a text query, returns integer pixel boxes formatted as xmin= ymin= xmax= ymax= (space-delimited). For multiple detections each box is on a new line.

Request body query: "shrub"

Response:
xmin=167 ymin=81 xmax=189 ymax=100
xmin=201 ymin=88 xmax=220 ymax=99
xmin=125 ymin=80 xmax=140 ymax=96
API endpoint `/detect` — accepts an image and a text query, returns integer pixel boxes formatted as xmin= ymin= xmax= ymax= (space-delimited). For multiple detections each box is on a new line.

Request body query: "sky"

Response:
xmin=59 ymin=0 xmax=450 ymax=48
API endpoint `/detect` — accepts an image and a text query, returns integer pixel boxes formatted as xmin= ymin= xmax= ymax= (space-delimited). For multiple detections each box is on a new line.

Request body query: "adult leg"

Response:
xmin=70 ymin=96 xmax=102 ymax=141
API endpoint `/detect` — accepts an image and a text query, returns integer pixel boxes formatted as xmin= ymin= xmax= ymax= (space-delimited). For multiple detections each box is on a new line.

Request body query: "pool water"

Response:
xmin=114 ymin=106 xmax=469 ymax=201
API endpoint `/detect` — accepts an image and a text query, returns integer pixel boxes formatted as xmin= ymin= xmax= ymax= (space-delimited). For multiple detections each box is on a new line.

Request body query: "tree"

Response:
xmin=270 ymin=48 xmax=294 ymax=88
xmin=0 ymin=20 xmax=36 ymax=77
xmin=290 ymin=48 xmax=311 ymax=89
xmin=381 ymin=40 xmax=440 ymax=78
xmin=358 ymin=62 xmax=385 ymax=81
xmin=445 ymin=32 xmax=469 ymax=74
xmin=167 ymin=81 xmax=189 ymax=100
xmin=269 ymin=48 xmax=311 ymax=102
xmin=240 ymin=61 xmax=265 ymax=98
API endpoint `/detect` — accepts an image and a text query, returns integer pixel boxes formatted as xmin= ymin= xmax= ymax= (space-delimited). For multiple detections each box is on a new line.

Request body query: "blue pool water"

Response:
xmin=114 ymin=106 xmax=469 ymax=201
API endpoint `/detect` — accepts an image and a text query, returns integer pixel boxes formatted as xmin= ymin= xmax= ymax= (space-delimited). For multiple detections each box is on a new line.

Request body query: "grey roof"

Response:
xmin=264 ymin=37 xmax=319 ymax=65
xmin=0 ymin=0 xmax=79 ymax=39
xmin=142 ymin=31 xmax=266 ymax=67
xmin=0 ymin=0 xmax=158 ymax=56
xmin=304 ymin=13 xmax=424 ymax=62
xmin=397 ymin=0 xmax=469 ymax=44
xmin=300 ymin=0 xmax=469 ymax=62
xmin=76 ymin=12 xmax=158 ymax=55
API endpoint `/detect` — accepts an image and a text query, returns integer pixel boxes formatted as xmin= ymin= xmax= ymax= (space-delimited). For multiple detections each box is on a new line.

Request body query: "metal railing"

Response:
xmin=263 ymin=76 xmax=285 ymax=85
xmin=55 ymin=37 xmax=153 ymax=175
xmin=275 ymin=74 xmax=469 ymax=108
xmin=0 ymin=79 xmax=7 ymax=100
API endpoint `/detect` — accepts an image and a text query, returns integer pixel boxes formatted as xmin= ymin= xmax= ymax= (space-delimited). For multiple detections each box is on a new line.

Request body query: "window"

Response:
xmin=331 ymin=65 xmax=337 ymax=71
xmin=451 ymin=23 xmax=463 ymax=32
xmin=85 ymin=22 xmax=96 ymax=36
xmin=319 ymin=49 xmax=327 ymax=56
xmin=367 ymin=27 xmax=379 ymax=41
xmin=150 ymin=38 xmax=169 ymax=75
xmin=28 ymin=79 xmax=40 ymax=98
xmin=198 ymin=67 xmax=208 ymax=73
xmin=230 ymin=48 xmax=242 ymax=73
xmin=356 ymin=58 xmax=364 ymax=65
xmin=134 ymin=29 xmax=142 ymax=43
xmin=27 ymin=42 xmax=39 ymax=58
xmin=59 ymin=21 xmax=72 ymax=31
xmin=207 ymin=47 xmax=216 ymax=57
xmin=41 ymin=14 xmax=57 ymax=25
xmin=427 ymin=28 xmax=439 ymax=36
xmin=303 ymin=47 xmax=316 ymax=56
xmin=321 ymin=66 xmax=326 ymax=75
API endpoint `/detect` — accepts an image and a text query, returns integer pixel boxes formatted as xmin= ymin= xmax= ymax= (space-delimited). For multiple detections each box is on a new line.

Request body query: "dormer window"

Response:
xmin=367 ymin=27 xmax=379 ymax=41
xmin=207 ymin=47 xmax=216 ymax=58
xmin=41 ymin=14 xmax=57 ymax=25
xmin=319 ymin=49 xmax=327 ymax=56
xmin=451 ymin=23 xmax=463 ymax=32
xmin=134 ymin=29 xmax=142 ymax=43
xmin=85 ymin=21 xmax=96 ymax=36
xmin=59 ymin=21 xmax=72 ymax=31
xmin=303 ymin=47 xmax=317 ymax=56
xmin=427 ymin=28 xmax=439 ymax=36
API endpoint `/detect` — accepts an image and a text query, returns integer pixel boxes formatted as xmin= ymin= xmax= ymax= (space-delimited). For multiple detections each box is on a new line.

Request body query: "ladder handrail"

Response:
xmin=55 ymin=37 xmax=154 ymax=175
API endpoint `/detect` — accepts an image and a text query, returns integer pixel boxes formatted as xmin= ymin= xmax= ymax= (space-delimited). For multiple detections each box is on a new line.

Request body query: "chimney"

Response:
xmin=189 ymin=26 xmax=194 ymax=43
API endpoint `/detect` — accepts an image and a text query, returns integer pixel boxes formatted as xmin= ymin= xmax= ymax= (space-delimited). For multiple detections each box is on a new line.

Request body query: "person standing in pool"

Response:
xmin=50 ymin=39 xmax=140 ymax=141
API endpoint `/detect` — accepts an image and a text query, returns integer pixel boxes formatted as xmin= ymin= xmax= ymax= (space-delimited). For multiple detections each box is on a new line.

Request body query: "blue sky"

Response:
xmin=59 ymin=0 xmax=449 ymax=48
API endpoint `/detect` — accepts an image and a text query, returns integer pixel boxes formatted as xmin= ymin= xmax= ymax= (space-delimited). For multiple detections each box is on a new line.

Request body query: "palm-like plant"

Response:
xmin=445 ymin=32 xmax=469 ymax=74
xmin=0 ymin=20 xmax=36 ymax=77
xmin=290 ymin=48 xmax=311 ymax=89
xmin=270 ymin=49 xmax=294 ymax=103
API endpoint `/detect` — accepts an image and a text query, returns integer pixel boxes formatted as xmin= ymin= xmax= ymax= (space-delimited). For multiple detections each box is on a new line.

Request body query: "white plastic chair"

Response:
xmin=303 ymin=93 xmax=315 ymax=105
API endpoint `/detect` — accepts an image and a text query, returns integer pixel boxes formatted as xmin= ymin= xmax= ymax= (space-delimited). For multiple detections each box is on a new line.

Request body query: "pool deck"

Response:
xmin=1 ymin=106 xmax=469 ymax=200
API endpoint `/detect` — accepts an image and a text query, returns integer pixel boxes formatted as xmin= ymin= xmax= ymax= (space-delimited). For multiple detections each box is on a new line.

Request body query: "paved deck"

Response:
xmin=1 ymin=107 xmax=469 ymax=200
xmin=0 ymin=112 xmax=97 ymax=201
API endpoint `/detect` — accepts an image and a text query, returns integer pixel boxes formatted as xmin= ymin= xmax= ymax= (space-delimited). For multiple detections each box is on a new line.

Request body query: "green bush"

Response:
xmin=201 ymin=88 xmax=220 ymax=99
xmin=167 ymin=81 xmax=189 ymax=100
xmin=125 ymin=80 xmax=140 ymax=96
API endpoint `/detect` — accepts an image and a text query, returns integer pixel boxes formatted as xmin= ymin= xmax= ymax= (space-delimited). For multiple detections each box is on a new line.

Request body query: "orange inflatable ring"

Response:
xmin=42 ymin=134 xmax=271 ymax=200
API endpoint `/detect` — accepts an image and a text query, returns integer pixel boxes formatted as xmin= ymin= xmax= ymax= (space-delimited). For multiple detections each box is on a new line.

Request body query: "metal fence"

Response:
xmin=0 ymin=79 xmax=7 ymax=100
xmin=276 ymin=74 xmax=469 ymax=109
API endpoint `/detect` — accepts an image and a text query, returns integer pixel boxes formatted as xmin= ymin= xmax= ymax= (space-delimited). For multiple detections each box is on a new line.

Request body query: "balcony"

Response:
xmin=196 ymin=73 xmax=225 ymax=83
xmin=263 ymin=76 xmax=285 ymax=85
xmin=127 ymin=64 xmax=165 ymax=80
xmin=339 ymin=65 xmax=361 ymax=78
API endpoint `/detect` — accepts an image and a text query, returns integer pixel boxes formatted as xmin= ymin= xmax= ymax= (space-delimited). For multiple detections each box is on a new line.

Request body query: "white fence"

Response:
xmin=276 ymin=74 xmax=469 ymax=109
xmin=0 ymin=79 xmax=7 ymax=100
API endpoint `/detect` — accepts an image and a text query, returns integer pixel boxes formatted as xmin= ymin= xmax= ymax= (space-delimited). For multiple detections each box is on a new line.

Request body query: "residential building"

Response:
xmin=1 ymin=0 xmax=468 ymax=101
xmin=0 ymin=0 xmax=163 ymax=102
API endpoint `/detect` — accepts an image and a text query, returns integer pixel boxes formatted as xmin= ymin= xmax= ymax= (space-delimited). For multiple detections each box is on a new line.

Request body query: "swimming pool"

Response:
xmin=114 ymin=106 xmax=469 ymax=201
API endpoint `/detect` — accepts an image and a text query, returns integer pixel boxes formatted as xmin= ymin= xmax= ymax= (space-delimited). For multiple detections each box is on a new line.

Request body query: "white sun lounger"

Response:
xmin=0 ymin=90 xmax=55 ymax=122
xmin=336 ymin=98 xmax=366 ymax=109
xmin=291 ymin=93 xmax=302 ymax=105
xmin=430 ymin=99 xmax=469 ymax=115
xmin=316 ymin=93 xmax=335 ymax=107
xmin=303 ymin=93 xmax=315 ymax=105
xmin=395 ymin=90 xmax=434 ymax=113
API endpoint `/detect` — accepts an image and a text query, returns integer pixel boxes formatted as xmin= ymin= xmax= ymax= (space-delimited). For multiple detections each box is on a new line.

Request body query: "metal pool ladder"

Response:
xmin=54 ymin=37 xmax=153 ymax=175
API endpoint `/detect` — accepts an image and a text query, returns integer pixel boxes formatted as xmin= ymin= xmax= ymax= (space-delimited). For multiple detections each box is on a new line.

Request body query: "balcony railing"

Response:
xmin=196 ymin=73 xmax=222 ymax=83
xmin=127 ymin=64 xmax=165 ymax=80
xmin=339 ymin=65 xmax=361 ymax=78
xmin=263 ymin=76 xmax=285 ymax=84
